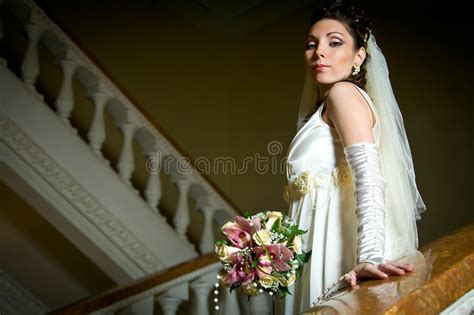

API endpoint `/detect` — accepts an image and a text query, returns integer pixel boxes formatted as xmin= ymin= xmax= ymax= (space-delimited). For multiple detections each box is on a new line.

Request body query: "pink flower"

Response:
xmin=235 ymin=216 xmax=261 ymax=234
xmin=222 ymin=216 xmax=261 ymax=249
xmin=222 ymin=253 xmax=255 ymax=287
xmin=254 ymin=244 xmax=293 ymax=272
xmin=255 ymin=252 xmax=273 ymax=279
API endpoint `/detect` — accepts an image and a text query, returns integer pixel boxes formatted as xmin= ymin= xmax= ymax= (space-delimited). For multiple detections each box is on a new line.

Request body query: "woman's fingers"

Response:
xmin=356 ymin=263 xmax=387 ymax=280
xmin=394 ymin=262 xmax=414 ymax=271
xmin=379 ymin=264 xmax=404 ymax=276
xmin=366 ymin=264 xmax=388 ymax=279
xmin=343 ymin=261 xmax=414 ymax=289
xmin=386 ymin=260 xmax=414 ymax=271
xmin=343 ymin=271 xmax=358 ymax=288
xmin=379 ymin=262 xmax=409 ymax=276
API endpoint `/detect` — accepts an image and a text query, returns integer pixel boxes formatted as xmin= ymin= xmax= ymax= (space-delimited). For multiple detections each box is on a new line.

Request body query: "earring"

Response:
xmin=352 ymin=64 xmax=360 ymax=76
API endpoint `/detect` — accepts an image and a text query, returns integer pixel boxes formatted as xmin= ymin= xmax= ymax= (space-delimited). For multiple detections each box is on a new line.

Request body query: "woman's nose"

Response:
xmin=314 ymin=46 xmax=325 ymax=59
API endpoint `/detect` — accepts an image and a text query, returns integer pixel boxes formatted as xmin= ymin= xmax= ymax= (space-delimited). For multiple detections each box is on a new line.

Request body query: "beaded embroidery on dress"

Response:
xmin=279 ymin=85 xmax=383 ymax=314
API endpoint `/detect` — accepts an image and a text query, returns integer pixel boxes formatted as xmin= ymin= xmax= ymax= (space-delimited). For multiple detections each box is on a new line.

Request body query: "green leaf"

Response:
xmin=277 ymin=286 xmax=291 ymax=298
xmin=215 ymin=239 xmax=231 ymax=247
xmin=298 ymin=250 xmax=312 ymax=264
xmin=251 ymin=259 xmax=258 ymax=269
xmin=243 ymin=211 xmax=252 ymax=219
xmin=271 ymin=217 xmax=282 ymax=232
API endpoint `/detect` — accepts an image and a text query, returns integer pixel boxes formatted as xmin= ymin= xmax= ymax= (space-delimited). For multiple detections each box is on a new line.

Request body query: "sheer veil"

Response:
xmin=296 ymin=34 xmax=426 ymax=257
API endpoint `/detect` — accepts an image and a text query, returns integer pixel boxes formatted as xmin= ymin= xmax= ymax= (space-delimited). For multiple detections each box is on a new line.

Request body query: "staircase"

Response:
xmin=0 ymin=0 xmax=270 ymax=313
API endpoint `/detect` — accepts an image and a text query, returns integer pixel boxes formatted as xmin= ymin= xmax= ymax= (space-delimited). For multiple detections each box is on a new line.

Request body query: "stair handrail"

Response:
xmin=51 ymin=253 xmax=221 ymax=314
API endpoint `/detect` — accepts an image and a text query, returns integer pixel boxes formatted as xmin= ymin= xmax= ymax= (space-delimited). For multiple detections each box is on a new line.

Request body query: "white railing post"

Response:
xmin=250 ymin=294 xmax=272 ymax=315
xmin=223 ymin=288 xmax=241 ymax=315
xmin=116 ymin=296 xmax=154 ymax=315
xmin=190 ymin=276 xmax=214 ymax=315
xmin=156 ymin=283 xmax=188 ymax=315
xmin=135 ymin=133 xmax=165 ymax=215
xmin=117 ymin=121 xmax=137 ymax=185
xmin=20 ymin=12 xmax=44 ymax=95
xmin=55 ymin=48 xmax=79 ymax=126
xmin=144 ymin=150 xmax=163 ymax=213
xmin=156 ymin=295 xmax=182 ymax=315
xmin=196 ymin=197 xmax=219 ymax=254
xmin=87 ymin=91 xmax=109 ymax=158
xmin=173 ymin=178 xmax=192 ymax=240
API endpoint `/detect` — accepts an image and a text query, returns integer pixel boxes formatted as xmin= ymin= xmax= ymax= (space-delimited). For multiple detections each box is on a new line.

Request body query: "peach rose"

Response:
xmin=215 ymin=244 xmax=240 ymax=262
xmin=259 ymin=275 xmax=277 ymax=288
xmin=266 ymin=211 xmax=283 ymax=230
xmin=292 ymin=235 xmax=302 ymax=254
xmin=279 ymin=271 xmax=296 ymax=286
xmin=253 ymin=229 xmax=272 ymax=246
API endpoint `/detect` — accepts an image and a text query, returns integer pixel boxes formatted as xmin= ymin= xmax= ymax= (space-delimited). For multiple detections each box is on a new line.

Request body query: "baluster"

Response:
xmin=55 ymin=50 xmax=79 ymax=125
xmin=250 ymin=294 xmax=272 ymax=315
xmin=172 ymin=178 xmax=191 ymax=240
xmin=136 ymin=134 xmax=164 ymax=214
xmin=116 ymin=296 xmax=154 ymax=315
xmin=156 ymin=295 xmax=182 ymax=315
xmin=87 ymin=92 xmax=109 ymax=157
xmin=144 ymin=149 xmax=163 ymax=213
xmin=156 ymin=284 xmax=187 ymax=315
xmin=223 ymin=287 xmax=241 ymax=315
xmin=198 ymin=203 xmax=218 ymax=254
xmin=117 ymin=122 xmax=137 ymax=185
xmin=21 ymin=13 xmax=44 ymax=95
xmin=190 ymin=277 xmax=214 ymax=315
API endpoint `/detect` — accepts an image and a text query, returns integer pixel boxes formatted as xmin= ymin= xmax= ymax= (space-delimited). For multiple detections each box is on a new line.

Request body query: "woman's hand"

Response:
xmin=343 ymin=261 xmax=414 ymax=289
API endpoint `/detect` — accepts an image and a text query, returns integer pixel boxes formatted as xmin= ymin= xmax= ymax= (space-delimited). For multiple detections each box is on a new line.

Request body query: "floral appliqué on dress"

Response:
xmin=283 ymin=164 xmax=353 ymax=205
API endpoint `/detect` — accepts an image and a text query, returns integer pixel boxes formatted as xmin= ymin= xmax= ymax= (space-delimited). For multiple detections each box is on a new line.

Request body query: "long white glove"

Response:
xmin=344 ymin=142 xmax=386 ymax=267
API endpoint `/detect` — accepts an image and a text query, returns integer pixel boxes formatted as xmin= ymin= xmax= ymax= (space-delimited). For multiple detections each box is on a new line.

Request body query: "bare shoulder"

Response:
xmin=325 ymin=81 xmax=368 ymax=112
xmin=325 ymin=81 xmax=375 ymax=137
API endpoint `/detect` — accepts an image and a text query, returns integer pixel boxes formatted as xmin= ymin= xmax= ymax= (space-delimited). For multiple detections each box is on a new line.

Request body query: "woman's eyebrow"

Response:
xmin=306 ymin=31 xmax=344 ymax=39
xmin=327 ymin=31 xmax=344 ymax=37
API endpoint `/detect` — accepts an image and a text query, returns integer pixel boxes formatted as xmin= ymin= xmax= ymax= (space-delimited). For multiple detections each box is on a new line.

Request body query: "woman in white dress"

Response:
xmin=282 ymin=2 xmax=426 ymax=313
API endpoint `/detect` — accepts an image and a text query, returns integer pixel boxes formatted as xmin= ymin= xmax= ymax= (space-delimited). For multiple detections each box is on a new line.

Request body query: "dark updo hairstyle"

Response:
xmin=309 ymin=0 xmax=373 ymax=89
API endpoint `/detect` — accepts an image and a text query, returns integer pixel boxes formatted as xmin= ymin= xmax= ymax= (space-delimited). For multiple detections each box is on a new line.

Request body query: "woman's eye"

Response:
xmin=306 ymin=42 xmax=316 ymax=50
xmin=330 ymin=41 xmax=342 ymax=47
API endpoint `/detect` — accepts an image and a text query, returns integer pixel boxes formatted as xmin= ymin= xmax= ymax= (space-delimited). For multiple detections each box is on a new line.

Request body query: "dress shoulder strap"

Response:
xmin=353 ymin=85 xmax=379 ymax=130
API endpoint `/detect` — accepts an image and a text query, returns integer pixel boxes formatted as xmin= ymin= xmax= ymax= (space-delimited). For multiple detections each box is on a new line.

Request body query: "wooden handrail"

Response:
xmin=304 ymin=223 xmax=474 ymax=314
xmin=50 ymin=253 xmax=220 ymax=314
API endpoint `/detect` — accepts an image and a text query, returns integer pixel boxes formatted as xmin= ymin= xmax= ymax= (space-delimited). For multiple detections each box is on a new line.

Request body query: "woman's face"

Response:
xmin=305 ymin=19 xmax=365 ymax=89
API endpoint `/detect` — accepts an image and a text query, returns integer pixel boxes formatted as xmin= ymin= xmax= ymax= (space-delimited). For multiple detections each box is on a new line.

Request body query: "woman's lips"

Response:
xmin=314 ymin=64 xmax=329 ymax=72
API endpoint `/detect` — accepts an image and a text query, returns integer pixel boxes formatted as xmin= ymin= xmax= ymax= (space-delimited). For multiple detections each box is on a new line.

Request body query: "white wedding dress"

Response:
xmin=281 ymin=85 xmax=386 ymax=314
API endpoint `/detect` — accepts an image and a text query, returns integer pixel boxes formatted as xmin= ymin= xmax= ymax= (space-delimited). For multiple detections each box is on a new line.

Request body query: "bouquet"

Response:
xmin=214 ymin=211 xmax=311 ymax=298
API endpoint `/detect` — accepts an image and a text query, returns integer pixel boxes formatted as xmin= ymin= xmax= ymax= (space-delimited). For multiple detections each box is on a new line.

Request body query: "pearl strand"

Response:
xmin=214 ymin=274 xmax=221 ymax=313
xmin=311 ymin=273 xmax=349 ymax=307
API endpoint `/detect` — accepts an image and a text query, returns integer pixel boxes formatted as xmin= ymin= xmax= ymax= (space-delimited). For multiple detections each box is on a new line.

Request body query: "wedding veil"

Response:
xmin=296 ymin=34 xmax=426 ymax=256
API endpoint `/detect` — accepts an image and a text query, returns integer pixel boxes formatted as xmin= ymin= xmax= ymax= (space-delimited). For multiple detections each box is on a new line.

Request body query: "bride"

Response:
xmin=281 ymin=1 xmax=426 ymax=313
